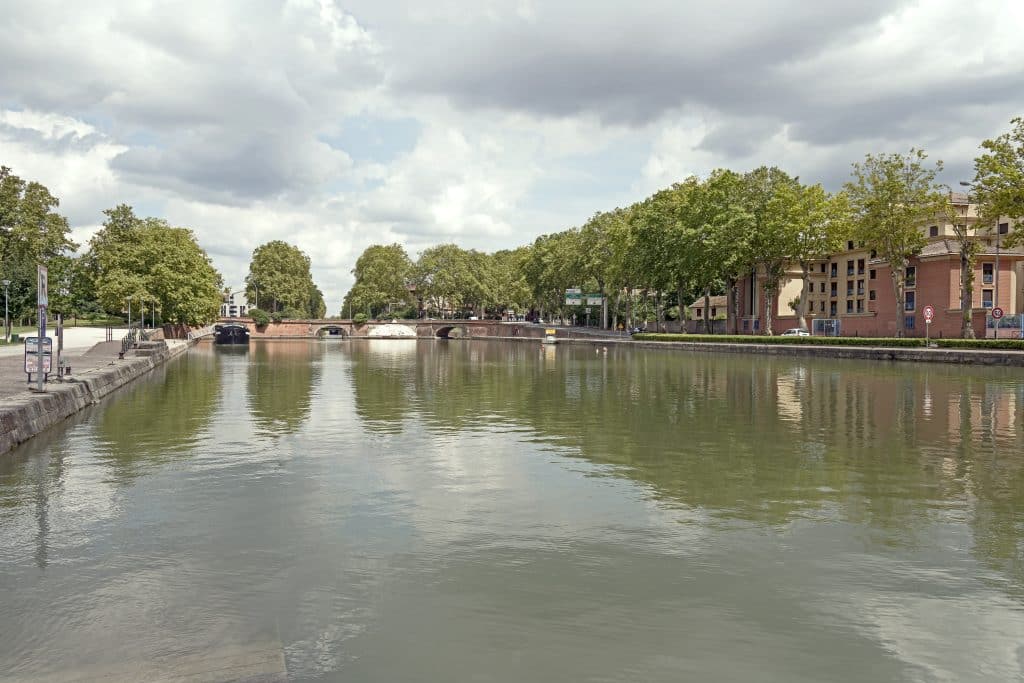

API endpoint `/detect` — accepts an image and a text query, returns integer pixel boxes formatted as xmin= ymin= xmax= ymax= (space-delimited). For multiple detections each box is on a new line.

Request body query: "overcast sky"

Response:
xmin=2 ymin=0 xmax=1022 ymax=310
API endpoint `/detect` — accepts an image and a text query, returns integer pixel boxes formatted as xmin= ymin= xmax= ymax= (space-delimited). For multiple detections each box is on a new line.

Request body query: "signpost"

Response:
xmin=992 ymin=306 xmax=1004 ymax=339
xmin=564 ymin=288 xmax=583 ymax=306
xmin=24 ymin=336 xmax=52 ymax=381
xmin=923 ymin=304 xmax=934 ymax=346
xmin=35 ymin=265 xmax=48 ymax=392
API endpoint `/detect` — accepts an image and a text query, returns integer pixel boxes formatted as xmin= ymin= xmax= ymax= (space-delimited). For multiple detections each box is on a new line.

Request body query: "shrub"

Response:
xmin=631 ymin=334 xmax=926 ymax=347
xmin=281 ymin=307 xmax=306 ymax=320
xmin=353 ymin=312 xmax=368 ymax=325
xmin=935 ymin=338 xmax=1024 ymax=351
xmin=249 ymin=308 xmax=270 ymax=326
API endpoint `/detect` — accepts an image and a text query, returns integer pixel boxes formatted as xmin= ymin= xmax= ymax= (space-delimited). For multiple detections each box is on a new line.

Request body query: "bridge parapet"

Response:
xmin=213 ymin=318 xmax=558 ymax=340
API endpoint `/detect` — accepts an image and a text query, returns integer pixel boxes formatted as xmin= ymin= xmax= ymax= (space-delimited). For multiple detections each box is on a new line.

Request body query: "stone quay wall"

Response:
xmin=0 ymin=341 xmax=191 ymax=457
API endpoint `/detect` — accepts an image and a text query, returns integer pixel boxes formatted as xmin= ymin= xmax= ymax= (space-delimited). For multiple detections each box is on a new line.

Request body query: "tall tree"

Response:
xmin=246 ymin=241 xmax=318 ymax=315
xmin=743 ymin=166 xmax=800 ymax=335
xmin=972 ymin=116 xmax=1024 ymax=247
xmin=844 ymin=149 xmax=944 ymax=336
xmin=0 ymin=166 xmax=80 ymax=323
xmin=86 ymin=205 xmax=224 ymax=325
xmin=344 ymin=243 xmax=412 ymax=317
xmin=768 ymin=183 xmax=850 ymax=331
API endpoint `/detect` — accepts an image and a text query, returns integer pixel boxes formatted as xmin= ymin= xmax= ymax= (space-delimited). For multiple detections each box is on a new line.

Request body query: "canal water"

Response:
xmin=1 ymin=341 xmax=1023 ymax=682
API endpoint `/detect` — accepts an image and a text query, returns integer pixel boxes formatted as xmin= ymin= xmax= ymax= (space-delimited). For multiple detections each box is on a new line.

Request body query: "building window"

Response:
xmin=999 ymin=222 xmax=1009 ymax=235
xmin=846 ymin=300 xmax=853 ymax=313
xmin=905 ymin=267 xmax=916 ymax=287
xmin=820 ymin=263 xmax=826 ymax=273
xmin=857 ymin=279 xmax=864 ymax=295
xmin=869 ymin=269 xmax=876 ymax=280
xmin=856 ymin=299 xmax=864 ymax=313
xmin=830 ymin=283 xmax=837 ymax=297
xmin=869 ymin=290 xmax=876 ymax=301
xmin=830 ymin=263 xmax=838 ymax=278
xmin=905 ymin=291 xmax=915 ymax=311
xmin=906 ymin=315 xmax=915 ymax=329
xmin=857 ymin=258 xmax=865 ymax=275
xmin=711 ymin=308 xmax=717 ymax=317
xmin=820 ymin=301 xmax=825 ymax=312
xmin=819 ymin=282 xmax=825 ymax=293
xmin=847 ymin=260 xmax=854 ymax=276
xmin=847 ymin=240 xmax=854 ymax=250
xmin=983 ymin=289 xmax=993 ymax=308
xmin=846 ymin=282 xmax=853 ymax=296
xmin=983 ymin=262 xmax=994 ymax=284
xmin=743 ymin=319 xmax=749 ymax=331
xmin=870 ymin=249 xmax=877 ymax=258
xmin=830 ymin=302 xmax=837 ymax=316
xmin=929 ymin=225 xmax=939 ymax=237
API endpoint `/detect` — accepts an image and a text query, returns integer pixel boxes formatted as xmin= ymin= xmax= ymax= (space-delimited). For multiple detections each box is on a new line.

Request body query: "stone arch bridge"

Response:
xmin=208 ymin=318 xmax=553 ymax=340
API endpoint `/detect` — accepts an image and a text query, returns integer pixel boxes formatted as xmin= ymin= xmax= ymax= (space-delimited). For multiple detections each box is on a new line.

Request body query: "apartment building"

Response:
xmin=220 ymin=289 xmax=251 ymax=318
xmin=736 ymin=193 xmax=1023 ymax=337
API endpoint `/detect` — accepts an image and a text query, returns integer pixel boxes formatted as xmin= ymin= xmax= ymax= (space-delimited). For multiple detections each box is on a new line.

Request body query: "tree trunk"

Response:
xmin=960 ymin=247 xmax=975 ymax=339
xmin=732 ymin=277 xmax=743 ymax=334
xmin=677 ymin=285 xmax=686 ymax=332
xmin=625 ymin=286 xmax=632 ymax=329
xmin=763 ymin=286 xmax=775 ymax=336
xmin=798 ymin=262 xmax=810 ymax=331
xmin=703 ymin=290 xmax=711 ymax=334
xmin=890 ymin=265 xmax=905 ymax=337
xmin=599 ymin=280 xmax=608 ymax=329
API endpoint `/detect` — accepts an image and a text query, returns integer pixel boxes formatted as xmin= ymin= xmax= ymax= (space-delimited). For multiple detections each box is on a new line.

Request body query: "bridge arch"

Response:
xmin=314 ymin=325 xmax=349 ymax=338
xmin=435 ymin=325 xmax=469 ymax=339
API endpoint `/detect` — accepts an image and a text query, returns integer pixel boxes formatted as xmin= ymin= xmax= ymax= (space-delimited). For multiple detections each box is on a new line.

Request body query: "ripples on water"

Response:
xmin=1 ymin=340 xmax=1023 ymax=681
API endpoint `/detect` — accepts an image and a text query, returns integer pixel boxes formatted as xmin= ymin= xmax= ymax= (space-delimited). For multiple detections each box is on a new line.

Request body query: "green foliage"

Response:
xmin=935 ymin=338 xmax=1024 ymax=350
xmin=246 ymin=240 xmax=321 ymax=316
xmin=0 ymin=165 xmax=80 ymax=322
xmin=972 ymin=116 xmax=1024 ymax=247
xmin=280 ymin=306 xmax=306 ymax=319
xmin=344 ymin=244 xmax=412 ymax=317
xmin=632 ymin=334 xmax=927 ymax=347
xmin=844 ymin=149 xmax=945 ymax=336
xmin=249 ymin=308 xmax=271 ymax=326
xmin=353 ymin=312 xmax=368 ymax=325
xmin=84 ymin=204 xmax=223 ymax=325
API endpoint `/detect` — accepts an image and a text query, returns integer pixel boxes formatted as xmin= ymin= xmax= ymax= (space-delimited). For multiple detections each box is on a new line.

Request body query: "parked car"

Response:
xmin=781 ymin=328 xmax=810 ymax=336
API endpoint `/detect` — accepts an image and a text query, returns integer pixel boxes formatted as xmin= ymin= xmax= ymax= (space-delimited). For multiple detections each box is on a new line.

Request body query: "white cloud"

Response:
xmin=1 ymin=0 xmax=1023 ymax=311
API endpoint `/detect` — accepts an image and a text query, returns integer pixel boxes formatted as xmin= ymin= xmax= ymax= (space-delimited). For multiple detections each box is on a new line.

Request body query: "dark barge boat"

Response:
xmin=214 ymin=323 xmax=250 ymax=345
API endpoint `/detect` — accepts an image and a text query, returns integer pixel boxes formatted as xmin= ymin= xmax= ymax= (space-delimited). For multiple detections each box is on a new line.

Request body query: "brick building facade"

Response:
xmin=734 ymin=194 xmax=1023 ymax=337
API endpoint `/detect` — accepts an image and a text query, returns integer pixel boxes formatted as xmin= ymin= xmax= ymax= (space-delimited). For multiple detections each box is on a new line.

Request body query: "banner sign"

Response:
xmin=37 ymin=264 xmax=48 ymax=308
xmin=586 ymin=295 xmax=604 ymax=306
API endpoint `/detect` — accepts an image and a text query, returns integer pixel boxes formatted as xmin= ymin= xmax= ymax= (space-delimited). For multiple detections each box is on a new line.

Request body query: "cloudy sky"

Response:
xmin=2 ymin=0 xmax=1023 ymax=310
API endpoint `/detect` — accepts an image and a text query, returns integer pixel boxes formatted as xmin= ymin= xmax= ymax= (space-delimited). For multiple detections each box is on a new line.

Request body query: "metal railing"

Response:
xmin=187 ymin=325 xmax=215 ymax=341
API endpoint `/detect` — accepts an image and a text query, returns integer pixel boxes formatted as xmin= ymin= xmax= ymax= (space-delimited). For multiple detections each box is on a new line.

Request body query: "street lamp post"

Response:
xmin=2 ymin=279 xmax=9 ymax=342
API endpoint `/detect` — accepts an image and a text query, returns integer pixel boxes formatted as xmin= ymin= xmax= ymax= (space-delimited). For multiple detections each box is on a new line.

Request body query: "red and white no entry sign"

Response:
xmin=992 ymin=307 xmax=1004 ymax=320
xmin=922 ymin=305 xmax=935 ymax=322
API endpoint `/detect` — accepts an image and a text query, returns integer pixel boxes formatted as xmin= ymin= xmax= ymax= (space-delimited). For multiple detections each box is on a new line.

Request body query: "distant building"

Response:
xmin=220 ymin=289 xmax=251 ymax=318
xmin=688 ymin=295 xmax=728 ymax=320
xmin=736 ymin=193 xmax=1023 ymax=337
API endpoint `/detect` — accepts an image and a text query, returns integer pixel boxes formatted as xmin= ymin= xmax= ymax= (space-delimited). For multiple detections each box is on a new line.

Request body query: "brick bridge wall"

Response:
xmin=198 ymin=319 xmax=554 ymax=339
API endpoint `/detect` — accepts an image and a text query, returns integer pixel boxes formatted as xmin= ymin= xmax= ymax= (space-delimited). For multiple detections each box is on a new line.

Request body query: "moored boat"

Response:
xmin=214 ymin=323 xmax=250 ymax=345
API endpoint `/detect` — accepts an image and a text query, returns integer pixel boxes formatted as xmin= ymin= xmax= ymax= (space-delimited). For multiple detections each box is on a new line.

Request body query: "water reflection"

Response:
xmin=348 ymin=342 xmax=1024 ymax=585
xmin=247 ymin=342 xmax=321 ymax=435
xmin=92 ymin=350 xmax=222 ymax=481
xmin=0 ymin=341 xmax=1022 ymax=681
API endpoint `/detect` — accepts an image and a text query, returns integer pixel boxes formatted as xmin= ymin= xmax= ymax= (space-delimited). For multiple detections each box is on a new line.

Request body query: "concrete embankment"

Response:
xmin=0 ymin=340 xmax=191 ymax=457
xmin=555 ymin=337 xmax=1024 ymax=366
